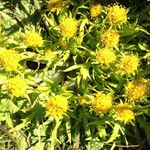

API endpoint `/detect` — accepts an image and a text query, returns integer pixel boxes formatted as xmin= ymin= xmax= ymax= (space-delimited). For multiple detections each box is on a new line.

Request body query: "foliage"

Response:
xmin=0 ymin=0 xmax=150 ymax=149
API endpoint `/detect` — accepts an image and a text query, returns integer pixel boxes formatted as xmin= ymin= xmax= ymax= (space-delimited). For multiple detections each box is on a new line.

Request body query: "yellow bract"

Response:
xmin=91 ymin=92 xmax=112 ymax=114
xmin=47 ymin=0 xmax=62 ymax=12
xmin=46 ymin=95 xmax=68 ymax=116
xmin=101 ymin=29 xmax=120 ymax=48
xmin=44 ymin=49 xmax=55 ymax=60
xmin=90 ymin=3 xmax=102 ymax=17
xmin=96 ymin=48 xmax=116 ymax=66
xmin=120 ymin=55 xmax=139 ymax=74
xmin=24 ymin=32 xmax=43 ymax=47
xmin=125 ymin=78 xmax=150 ymax=102
xmin=59 ymin=18 xmax=78 ymax=38
xmin=60 ymin=38 xmax=69 ymax=49
xmin=0 ymin=50 xmax=21 ymax=71
xmin=6 ymin=76 xmax=28 ymax=97
xmin=115 ymin=103 xmax=134 ymax=123
xmin=80 ymin=98 xmax=87 ymax=106
xmin=107 ymin=4 xmax=127 ymax=25
xmin=79 ymin=96 xmax=90 ymax=106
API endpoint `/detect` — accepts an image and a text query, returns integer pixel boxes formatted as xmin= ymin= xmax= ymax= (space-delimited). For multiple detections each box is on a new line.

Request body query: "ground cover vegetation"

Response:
xmin=0 ymin=0 xmax=150 ymax=149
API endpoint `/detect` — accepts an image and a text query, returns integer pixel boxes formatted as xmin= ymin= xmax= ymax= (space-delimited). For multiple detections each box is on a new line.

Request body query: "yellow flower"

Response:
xmin=47 ymin=0 xmax=62 ymax=12
xmin=107 ymin=4 xmax=127 ymax=25
xmin=115 ymin=103 xmax=134 ymax=123
xmin=59 ymin=18 xmax=78 ymax=38
xmin=24 ymin=32 xmax=43 ymax=47
xmin=120 ymin=55 xmax=139 ymax=74
xmin=46 ymin=95 xmax=68 ymax=116
xmin=91 ymin=92 xmax=112 ymax=114
xmin=125 ymin=78 xmax=150 ymax=102
xmin=101 ymin=29 xmax=120 ymax=48
xmin=6 ymin=76 xmax=28 ymax=97
xmin=0 ymin=49 xmax=21 ymax=71
xmin=96 ymin=48 xmax=116 ymax=66
xmin=90 ymin=3 xmax=102 ymax=17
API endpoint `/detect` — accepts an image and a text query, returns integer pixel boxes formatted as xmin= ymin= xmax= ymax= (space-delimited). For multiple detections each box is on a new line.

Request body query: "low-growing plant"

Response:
xmin=0 ymin=0 xmax=150 ymax=149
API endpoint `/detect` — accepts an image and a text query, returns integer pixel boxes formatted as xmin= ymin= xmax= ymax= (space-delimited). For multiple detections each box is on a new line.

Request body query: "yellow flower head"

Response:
xmin=120 ymin=54 xmax=139 ymax=74
xmin=46 ymin=95 xmax=69 ymax=116
xmin=0 ymin=50 xmax=21 ymax=71
xmin=107 ymin=4 xmax=127 ymax=25
xmin=115 ymin=103 xmax=134 ymax=123
xmin=24 ymin=32 xmax=43 ymax=47
xmin=90 ymin=3 xmax=102 ymax=17
xmin=59 ymin=18 xmax=78 ymax=38
xmin=125 ymin=78 xmax=150 ymax=102
xmin=101 ymin=29 xmax=120 ymax=48
xmin=91 ymin=92 xmax=112 ymax=114
xmin=96 ymin=48 xmax=116 ymax=66
xmin=6 ymin=76 xmax=28 ymax=97
xmin=47 ymin=0 xmax=62 ymax=12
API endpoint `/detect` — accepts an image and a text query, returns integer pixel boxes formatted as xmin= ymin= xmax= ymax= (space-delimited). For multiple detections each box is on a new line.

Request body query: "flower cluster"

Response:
xmin=6 ymin=76 xmax=28 ymax=97
xmin=91 ymin=92 xmax=112 ymax=114
xmin=96 ymin=48 xmax=116 ymax=66
xmin=125 ymin=78 xmax=150 ymax=102
xmin=101 ymin=29 xmax=120 ymax=48
xmin=46 ymin=95 xmax=69 ymax=116
xmin=47 ymin=0 xmax=62 ymax=12
xmin=115 ymin=103 xmax=134 ymax=123
xmin=107 ymin=4 xmax=127 ymax=25
xmin=59 ymin=18 xmax=78 ymax=38
xmin=0 ymin=49 xmax=21 ymax=71
xmin=90 ymin=3 xmax=102 ymax=17
xmin=24 ymin=32 xmax=43 ymax=47
xmin=120 ymin=54 xmax=139 ymax=74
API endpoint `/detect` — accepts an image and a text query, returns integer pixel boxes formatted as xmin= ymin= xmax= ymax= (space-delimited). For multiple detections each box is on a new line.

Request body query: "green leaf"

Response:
xmin=16 ymin=132 xmax=27 ymax=150
xmin=61 ymin=50 xmax=70 ymax=62
xmin=9 ymin=120 xmax=29 ymax=133
xmin=138 ymin=43 xmax=149 ymax=51
xmin=110 ymin=142 xmax=116 ymax=150
xmin=65 ymin=117 xmax=71 ymax=143
xmin=28 ymin=142 xmax=45 ymax=150
xmin=136 ymin=27 xmax=150 ymax=35
xmin=137 ymin=117 xmax=150 ymax=146
xmin=0 ymin=99 xmax=19 ymax=122
xmin=77 ymin=75 xmax=82 ymax=86
xmin=106 ymin=123 xmax=120 ymax=143
xmin=63 ymin=64 xmax=81 ymax=72
xmin=77 ymin=19 xmax=89 ymax=44
xmin=0 ymin=73 xmax=7 ymax=84
xmin=97 ymin=125 xmax=107 ymax=139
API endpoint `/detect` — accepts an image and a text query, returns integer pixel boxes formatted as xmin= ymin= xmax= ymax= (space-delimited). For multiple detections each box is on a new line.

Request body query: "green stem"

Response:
xmin=0 ymin=124 xmax=16 ymax=143
xmin=49 ymin=117 xmax=61 ymax=150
